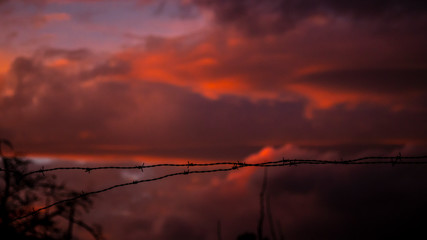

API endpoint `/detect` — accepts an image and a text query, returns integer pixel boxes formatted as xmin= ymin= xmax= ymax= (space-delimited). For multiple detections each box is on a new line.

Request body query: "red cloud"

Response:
xmin=114 ymin=18 xmax=427 ymax=116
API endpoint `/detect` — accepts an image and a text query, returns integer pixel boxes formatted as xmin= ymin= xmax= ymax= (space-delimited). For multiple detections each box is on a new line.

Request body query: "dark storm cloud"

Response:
xmin=0 ymin=49 xmax=312 ymax=159
xmin=149 ymin=0 xmax=202 ymax=19
xmin=79 ymin=60 xmax=131 ymax=80
xmin=196 ymin=0 xmax=427 ymax=35
xmin=301 ymin=68 xmax=427 ymax=94
xmin=0 ymin=0 xmax=46 ymax=8
xmin=40 ymin=48 xmax=92 ymax=61
xmin=2 ymin=47 xmax=427 ymax=158
xmin=310 ymin=103 xmax=427 ymax=142
xmin=118 ymin=12 xmax=427 ymax=114
xmin=296 ymin=68 xmax=427 ymax=112
xmin=0 ymin=53 xmax=134 ymax=151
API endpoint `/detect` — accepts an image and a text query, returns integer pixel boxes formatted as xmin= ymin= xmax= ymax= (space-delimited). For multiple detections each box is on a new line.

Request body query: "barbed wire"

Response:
xmin=11 ymin=166 xmax=237 ymax=222
xmin=7 ymin=154 xmax=427 ymax=223
xmin=2 ymin=155 xmax=427 ymax=177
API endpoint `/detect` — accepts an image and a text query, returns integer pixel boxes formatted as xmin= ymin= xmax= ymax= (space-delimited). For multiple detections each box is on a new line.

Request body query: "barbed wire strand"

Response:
xmin=9 ymin=155 xmax=427 ymax=223
xmin=11 ymin=167 xmax=237 ymax=223
xmin=1 ymin=155 xmax=426 ymax=177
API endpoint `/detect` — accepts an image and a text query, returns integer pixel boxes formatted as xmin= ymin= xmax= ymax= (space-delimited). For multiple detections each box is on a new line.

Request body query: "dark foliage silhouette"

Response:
xmin=0 ymin=140 xmax=103 ymax=240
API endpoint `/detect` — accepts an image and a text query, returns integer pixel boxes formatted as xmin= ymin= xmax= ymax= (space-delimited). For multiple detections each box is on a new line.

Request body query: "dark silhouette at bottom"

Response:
xmin=0 ymin=140 xmax=102 ymax=240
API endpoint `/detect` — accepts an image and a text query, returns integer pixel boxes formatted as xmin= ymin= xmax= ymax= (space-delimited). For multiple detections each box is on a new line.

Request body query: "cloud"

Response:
xmin=301 ymin=68 xmax=427 ymax=94
xmin=1 ymin=0 xmax=426 ymax=118
xmin=2 ymin=45 xmax=427 ymax=158
xmin=41 ymin=48 xmax=91 ymax=61
xmin=0 ymin=48 xmax=313 ymax=158
xmin=195 ymin=0 xmax=427 ymax=36
xmin=1 ymin=1 xmax=426 ymax=238
xmin=290 ymin=68 xmax=427 ymax=116
xmin=116 ymin=18 xmax=427 ymax=115
xmin=33 ymin=12 xmax=71 ymax=27
xmin=0 ymin=0 xmax=45 ymax=6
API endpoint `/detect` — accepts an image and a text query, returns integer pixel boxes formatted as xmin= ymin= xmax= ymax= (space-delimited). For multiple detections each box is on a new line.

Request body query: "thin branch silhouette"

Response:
xmin=257 ymin=168 xmax=268 ymax=240
xmin=217 ymin=220 xmax=222 ymax=240
xmin=8 ymin=154 xmax=427 ymax=223
xmin=276 ymin=220 xmax=285 ymax=240
xmin=266 ymin=194 xmax=277 ymax=240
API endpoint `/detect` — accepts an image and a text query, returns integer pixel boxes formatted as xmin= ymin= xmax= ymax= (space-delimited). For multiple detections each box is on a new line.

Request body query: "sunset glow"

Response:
xmin=1 ymin=0 xmax=427 ymax=239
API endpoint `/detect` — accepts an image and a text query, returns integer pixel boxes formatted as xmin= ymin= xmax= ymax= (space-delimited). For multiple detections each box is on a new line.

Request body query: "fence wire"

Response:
xmin=1 ymin=155 xmax=427 ymax=177
xmin=1 ymin=151 xmax=427 ymax=223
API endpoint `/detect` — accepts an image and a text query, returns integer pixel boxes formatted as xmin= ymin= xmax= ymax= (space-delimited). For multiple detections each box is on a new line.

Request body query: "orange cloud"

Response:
xmin=287 ymin=84 xmax=392 ymax=118
xmin=111 ymin=16 xmax=427 ymax=114
xmin=0 ymin=52 xmax=14 ymax=73
xmin=46 ymin=58 xmax=70 ymax=67
xmin=114 ymin=27 xmax=427 ymax=120
xmin=115 ymin=32 xmax=295 ymax=100
xmin=0 ymin=54 xmax=15 ymax=97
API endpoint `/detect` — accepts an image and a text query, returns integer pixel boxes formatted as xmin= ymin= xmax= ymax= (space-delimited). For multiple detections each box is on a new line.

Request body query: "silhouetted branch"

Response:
xmin=217 ymin=220 xmax=222 ymax=240
xmin=266 ymin=194 xmax=277 ymax=240
xmin=257 ymin=168 xmax=268 ymax=240
xmin=72 ymin=219 xmax=103 ymax=240
xmin=276 ymin=220 xmax=284 ymax=240
xmin=0 ymin=156 xmax=12 ymax=232
xmin=0 ymin=139 xmax=15 ymax=157
xmin=58 ymin=213 xmax=104 ymax=240
xmin=65 ymin=203 xmax=75 ymax=240
xmin=0 ymin=151 xmax=101 ymax=239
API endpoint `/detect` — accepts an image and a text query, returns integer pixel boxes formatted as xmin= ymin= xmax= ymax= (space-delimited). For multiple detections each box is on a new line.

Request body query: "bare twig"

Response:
xmin=258 ymin=168 xmax=268 ymax=240
xmin=267 ymin=194 xmax=277 ymax=240
xmin=217 ymin=220 xmax=222 ymax=240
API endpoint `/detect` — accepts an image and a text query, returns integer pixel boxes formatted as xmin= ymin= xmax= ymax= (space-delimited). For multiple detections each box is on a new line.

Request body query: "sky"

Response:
xmin=1 ymin=0 xmax=427 ymax=239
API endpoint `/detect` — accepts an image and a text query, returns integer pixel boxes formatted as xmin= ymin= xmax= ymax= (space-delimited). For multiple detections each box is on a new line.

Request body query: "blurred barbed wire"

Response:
xmin=6 ymin=154 xmax=427 ymax=222
xmin=2 ymin=140 xmax=427 ymax=224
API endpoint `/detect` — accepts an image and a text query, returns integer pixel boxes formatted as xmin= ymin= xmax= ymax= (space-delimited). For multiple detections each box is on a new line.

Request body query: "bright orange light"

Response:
xmin=46 ymin=58 xmax=70 ymax=67
xmin=0 ymin=53 xmax=13 ymax=73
